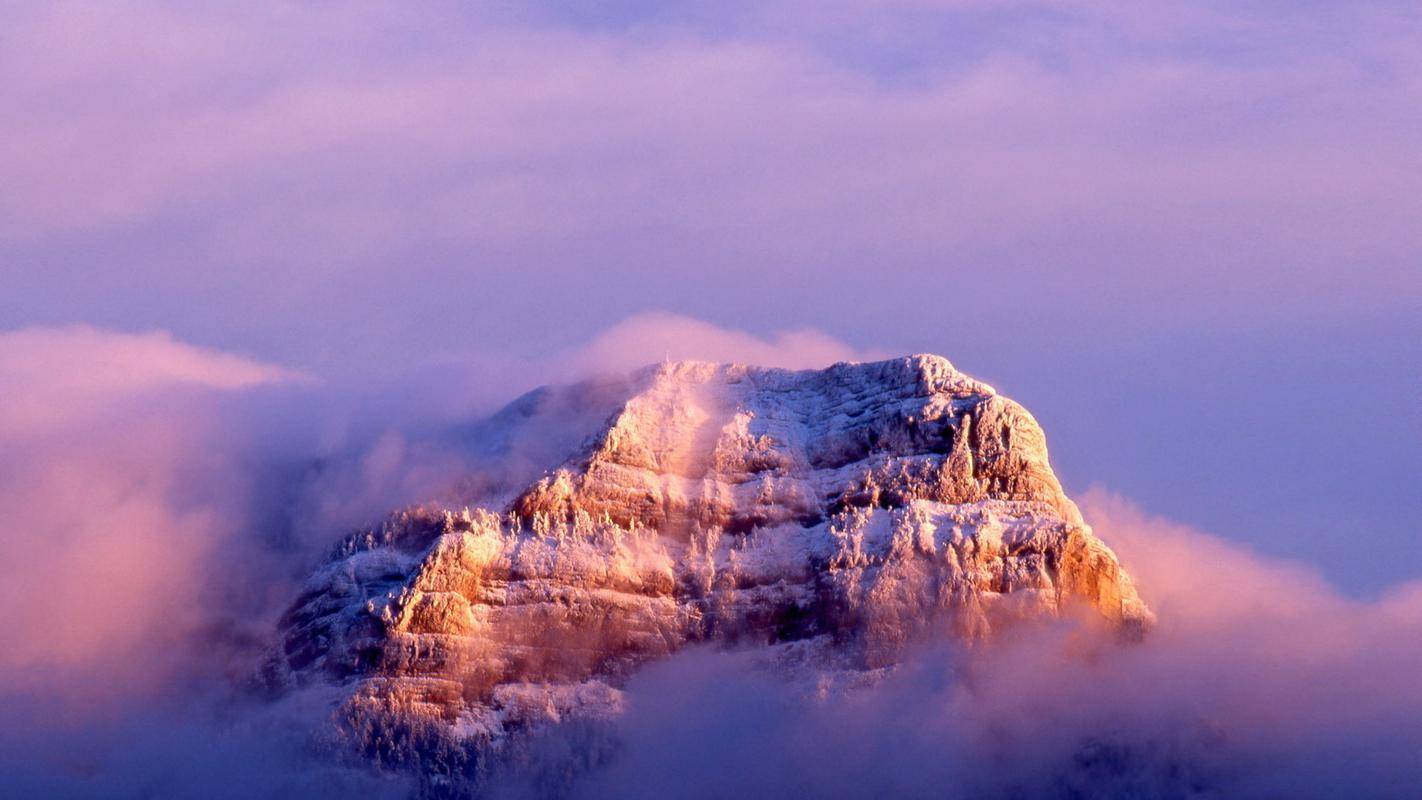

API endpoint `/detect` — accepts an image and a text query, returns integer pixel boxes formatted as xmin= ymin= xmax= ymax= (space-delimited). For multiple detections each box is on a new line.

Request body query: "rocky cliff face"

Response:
xmin=269 ymin=355 xmax=1151 ymax=784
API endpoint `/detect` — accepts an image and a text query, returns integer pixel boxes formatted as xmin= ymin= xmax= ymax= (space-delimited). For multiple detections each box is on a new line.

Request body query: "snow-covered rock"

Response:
xmin=269 ymin=355 xmax=1151 ymax=782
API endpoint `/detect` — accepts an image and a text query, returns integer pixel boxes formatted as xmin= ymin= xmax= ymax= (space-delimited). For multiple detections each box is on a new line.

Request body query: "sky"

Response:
xmin=2 ymin=3 xmax=1422 ymax=796
xmin=2 ymin=1 xmax=1419 ymax=592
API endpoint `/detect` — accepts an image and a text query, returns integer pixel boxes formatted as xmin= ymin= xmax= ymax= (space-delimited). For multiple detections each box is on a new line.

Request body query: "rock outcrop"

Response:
xmin=269 ymin=355 xmax=1151 ymax=783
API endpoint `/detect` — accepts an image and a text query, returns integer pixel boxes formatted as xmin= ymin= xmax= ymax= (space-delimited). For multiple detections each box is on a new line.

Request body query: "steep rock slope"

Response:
xmin=270 ymin=355 xmax=1151 ymax=776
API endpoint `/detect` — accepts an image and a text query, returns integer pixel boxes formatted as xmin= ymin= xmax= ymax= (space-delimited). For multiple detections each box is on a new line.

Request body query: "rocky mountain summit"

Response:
xmin=269 ymin=355 xmax=1151 ymax=785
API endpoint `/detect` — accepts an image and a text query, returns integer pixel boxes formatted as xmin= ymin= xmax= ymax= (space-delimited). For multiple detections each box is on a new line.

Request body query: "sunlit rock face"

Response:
xmin=269 ymin=355 xmax=1150 ymax=782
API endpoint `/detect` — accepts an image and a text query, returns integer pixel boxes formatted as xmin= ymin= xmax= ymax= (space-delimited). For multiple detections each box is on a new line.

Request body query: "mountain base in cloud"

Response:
xmin=267 ymin=355 xmax=1151 ymax=794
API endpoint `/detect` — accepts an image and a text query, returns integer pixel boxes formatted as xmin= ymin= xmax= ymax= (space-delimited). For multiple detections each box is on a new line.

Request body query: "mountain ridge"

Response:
xmin=268 ymin=354 xmax=1152 ymax=788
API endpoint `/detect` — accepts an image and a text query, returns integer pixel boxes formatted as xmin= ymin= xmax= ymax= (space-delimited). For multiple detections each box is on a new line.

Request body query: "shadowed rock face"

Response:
xmin=269 ymin=355 xmax=1151 ymax=782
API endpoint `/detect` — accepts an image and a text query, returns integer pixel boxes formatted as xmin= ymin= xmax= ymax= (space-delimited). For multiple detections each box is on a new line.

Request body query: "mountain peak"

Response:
xmin=635 ymin=352 xmax=993 ymax=394
xmin=270 ymin=354 xmax=1150 ymax=789
xmin=513 ymin=353 xmax=1045 ymax=536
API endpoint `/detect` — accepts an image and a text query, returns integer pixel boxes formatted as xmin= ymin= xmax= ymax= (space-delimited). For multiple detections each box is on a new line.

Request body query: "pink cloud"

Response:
xmin=0 ymin=326 xmax=301 ymax=698
xmin=1 ymin=3 xmax=1417 ymax=316
xmin=0 ymin=325 xmax=303 ymax=439
xmin=554 ymin=311 xmax=886 ymax=374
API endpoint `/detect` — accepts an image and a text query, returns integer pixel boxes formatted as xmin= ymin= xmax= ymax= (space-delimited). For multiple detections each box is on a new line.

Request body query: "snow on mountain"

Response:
xmin=267 ymin=354 xmax=1151 ymax=786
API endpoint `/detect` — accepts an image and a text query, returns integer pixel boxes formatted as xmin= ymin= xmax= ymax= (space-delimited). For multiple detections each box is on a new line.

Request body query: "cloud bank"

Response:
xmin=4 ymin=1 xmax=1418 ymax=369
xmin=0 ymin=326 xmax=302 ymax=685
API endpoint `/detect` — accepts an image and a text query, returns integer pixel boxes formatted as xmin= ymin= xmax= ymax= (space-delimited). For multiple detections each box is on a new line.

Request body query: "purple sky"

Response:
xmin=2 ymin=1 xmax=1419 ymax=593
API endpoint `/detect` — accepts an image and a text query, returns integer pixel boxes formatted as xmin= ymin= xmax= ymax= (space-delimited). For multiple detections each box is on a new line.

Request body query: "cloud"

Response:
xmin=0 ymin=326 xmax=302 ymax=687
xmin=0 ymin=691 xmax=411 ymax=800
xmin=551 ymin=311 xmax=885 ymax=374
xmin=1 ymin=1 xmax=1417 ymax=359
xmin=0 ymin=325 xmax=303 ymax=438
xmin=0 ymin=324 xmax=421 ymax=793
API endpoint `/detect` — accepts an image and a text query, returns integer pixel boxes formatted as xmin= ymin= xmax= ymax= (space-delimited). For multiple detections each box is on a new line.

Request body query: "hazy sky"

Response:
xmin=2 ymin=1 xmax=1419 ymax=593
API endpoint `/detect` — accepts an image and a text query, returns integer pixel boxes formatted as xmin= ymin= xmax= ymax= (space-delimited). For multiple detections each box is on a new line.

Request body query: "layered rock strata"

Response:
xmin=271 ymin=355 xmax=1151 ymax=775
